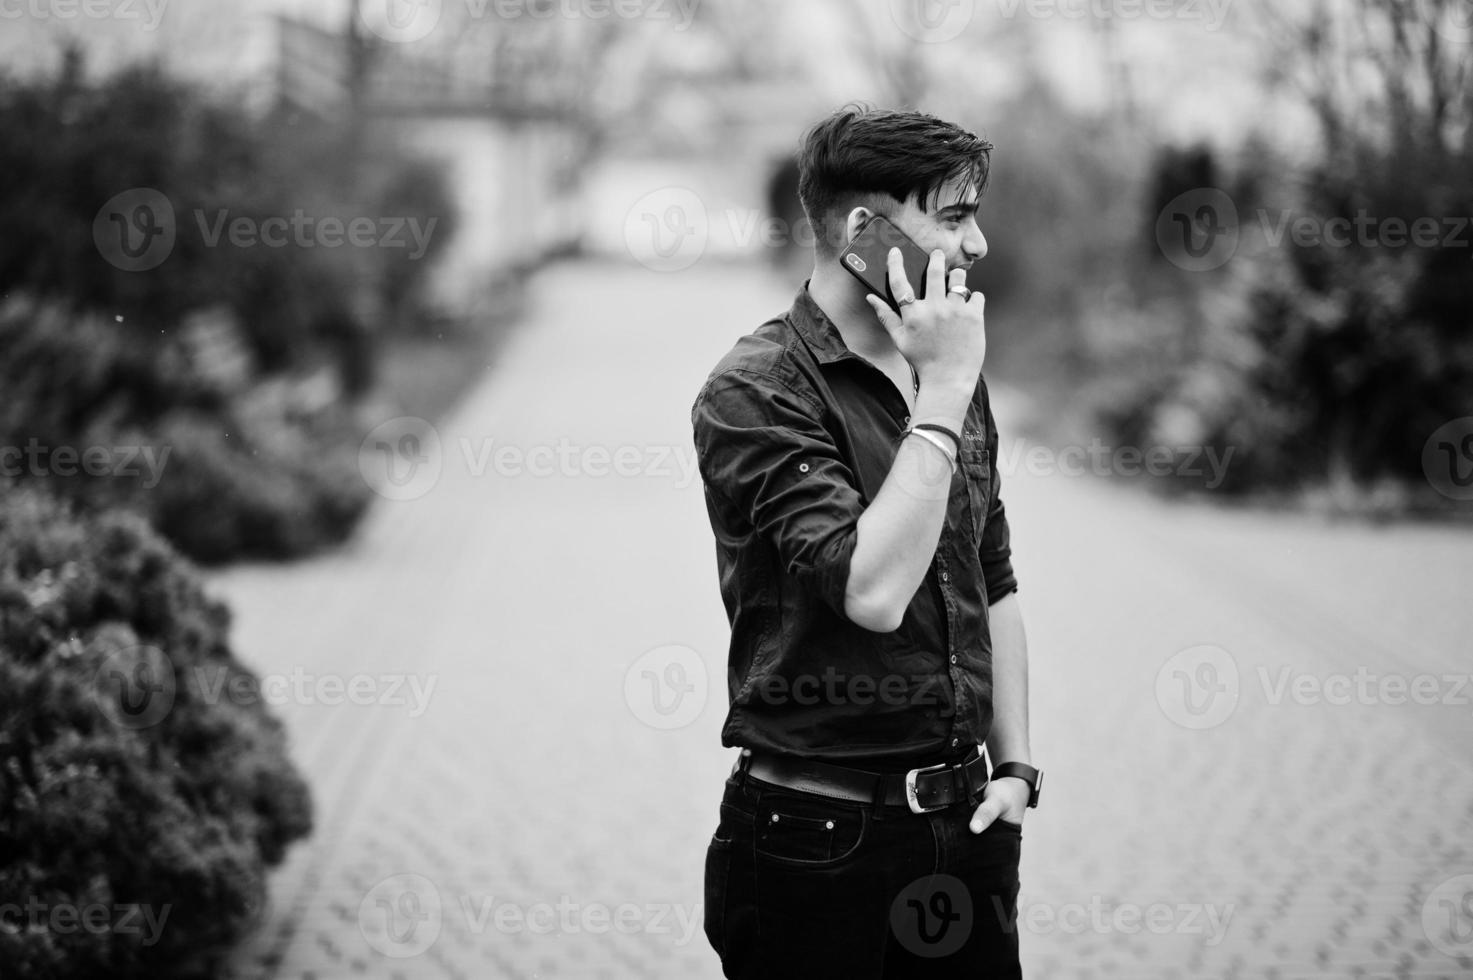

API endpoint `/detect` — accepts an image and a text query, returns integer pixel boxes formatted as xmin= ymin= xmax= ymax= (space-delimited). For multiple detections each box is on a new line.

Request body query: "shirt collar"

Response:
xmin=788 ymin=281 xmax=861 ymax=366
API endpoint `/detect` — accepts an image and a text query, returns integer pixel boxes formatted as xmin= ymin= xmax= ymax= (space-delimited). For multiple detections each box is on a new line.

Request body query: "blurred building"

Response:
xmin=274 ymin=15 xmax=582 ymax=319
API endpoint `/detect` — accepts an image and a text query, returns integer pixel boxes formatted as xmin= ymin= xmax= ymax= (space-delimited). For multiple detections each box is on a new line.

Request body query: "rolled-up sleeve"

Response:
xmin=978 ymin=383 xmax=1019 ymax=606
xmin=692 ymin=369 xmax=863 ymax=616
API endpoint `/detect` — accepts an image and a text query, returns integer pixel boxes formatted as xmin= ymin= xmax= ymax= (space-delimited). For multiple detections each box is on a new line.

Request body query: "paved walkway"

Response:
xmin=213 ymin=259 xmax=1473 ymax=979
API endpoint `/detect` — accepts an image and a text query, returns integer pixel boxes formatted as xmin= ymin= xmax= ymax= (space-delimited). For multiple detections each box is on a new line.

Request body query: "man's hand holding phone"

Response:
xmin=865 ymin=247 xmax=987 ymax=395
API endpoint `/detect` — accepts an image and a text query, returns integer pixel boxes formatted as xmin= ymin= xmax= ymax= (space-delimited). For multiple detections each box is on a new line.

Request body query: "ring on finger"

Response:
xmin=948 ymin=285 xmax=971 ymax=299
xmin=896 ymin=292 xmax=917 ymax=307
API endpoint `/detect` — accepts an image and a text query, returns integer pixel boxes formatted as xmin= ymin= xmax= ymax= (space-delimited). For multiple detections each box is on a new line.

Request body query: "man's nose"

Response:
xmin=962 ymin=221 xmax=987 ymax=261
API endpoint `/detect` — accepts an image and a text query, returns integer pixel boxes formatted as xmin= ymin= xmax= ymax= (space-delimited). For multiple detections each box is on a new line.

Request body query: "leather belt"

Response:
xmin=737 ymin=749 xmax=988 ymax=814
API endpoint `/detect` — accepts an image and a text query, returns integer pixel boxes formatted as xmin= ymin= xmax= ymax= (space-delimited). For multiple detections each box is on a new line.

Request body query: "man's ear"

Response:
xmin=842 ymin=206 xmax=874 ymax=246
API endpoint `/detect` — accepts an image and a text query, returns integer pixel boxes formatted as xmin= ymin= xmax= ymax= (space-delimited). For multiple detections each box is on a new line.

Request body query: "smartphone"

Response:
xmin=839 ymin=214 xmax=932 ymax=314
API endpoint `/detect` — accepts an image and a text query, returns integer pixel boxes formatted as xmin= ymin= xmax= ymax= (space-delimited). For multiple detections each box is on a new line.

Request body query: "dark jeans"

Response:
xmin=703 ymin=767 xmax=1024 ymax=979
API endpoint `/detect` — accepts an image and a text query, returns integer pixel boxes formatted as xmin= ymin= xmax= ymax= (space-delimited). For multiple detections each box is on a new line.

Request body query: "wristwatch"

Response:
xmin=990 ymin=762 xmax=1043 ymax=808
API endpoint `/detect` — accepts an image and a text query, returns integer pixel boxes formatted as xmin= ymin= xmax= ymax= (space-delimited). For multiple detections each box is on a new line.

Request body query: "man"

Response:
xmin=690 ymin=106 xmax=1040 ymax=978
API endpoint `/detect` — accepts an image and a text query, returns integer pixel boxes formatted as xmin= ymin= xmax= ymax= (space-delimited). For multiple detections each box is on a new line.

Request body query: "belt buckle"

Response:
xmin=905 ymin=761 xmax=951 ymax=814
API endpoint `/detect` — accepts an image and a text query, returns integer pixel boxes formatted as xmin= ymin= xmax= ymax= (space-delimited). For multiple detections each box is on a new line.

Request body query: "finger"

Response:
xmin=925 ymin=249 xmax=947 ymax=301
xmin=866 ymin=294 xmax=902 ymax=335
xmin=885 ymin=247 xmax=914 ymax=305
xmin=968 ymin=800 xmax=998 ymax=834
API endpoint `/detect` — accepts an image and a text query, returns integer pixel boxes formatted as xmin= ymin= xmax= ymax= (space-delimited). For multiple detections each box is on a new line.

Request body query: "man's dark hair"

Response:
xmin=797 ymin=105 xmax=993 ymax=255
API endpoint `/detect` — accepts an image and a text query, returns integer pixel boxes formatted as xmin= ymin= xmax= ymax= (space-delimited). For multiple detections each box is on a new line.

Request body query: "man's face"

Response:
xmin=871 ymin=174 xmax=988 ymax=274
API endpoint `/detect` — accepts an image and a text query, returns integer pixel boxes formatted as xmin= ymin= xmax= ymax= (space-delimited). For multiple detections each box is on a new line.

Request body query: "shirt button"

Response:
xmin=950 ymin=654 xmax=958 ymax=665
xmin=798 ymin=462 xmax=810 ymax=473
xmin=951 ymin=737 xmax=960 ymax=747
xmin=904 ymin=415 xmax=911 ymax=424
xmin=939 ymin=571 xmax=950 ymax=583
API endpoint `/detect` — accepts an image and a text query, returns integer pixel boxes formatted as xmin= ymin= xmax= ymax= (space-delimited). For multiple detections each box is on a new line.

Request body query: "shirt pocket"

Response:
xmin=957 ymin=444 xmax=992 ymax=542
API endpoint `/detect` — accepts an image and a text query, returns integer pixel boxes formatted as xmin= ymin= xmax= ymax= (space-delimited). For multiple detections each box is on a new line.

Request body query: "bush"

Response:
xmin=0 ymin=47 xmax=463 ymax=562
xmin=0 ymin=297 xmax=373 ymax=565
xmin=1092 ymin=2 xmax=1473 ymax=505
xmin=0 ymin=487 xmax=313 ymax=978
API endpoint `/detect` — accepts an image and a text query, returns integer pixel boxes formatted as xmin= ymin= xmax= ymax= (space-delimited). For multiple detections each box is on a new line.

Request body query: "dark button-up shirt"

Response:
xmin=690 ymin=284 xmax=1018 ymax=772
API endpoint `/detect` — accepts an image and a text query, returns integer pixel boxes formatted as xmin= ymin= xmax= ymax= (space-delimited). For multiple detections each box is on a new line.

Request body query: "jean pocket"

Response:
xmin=754 ymin=792 xmax=867 ymax=867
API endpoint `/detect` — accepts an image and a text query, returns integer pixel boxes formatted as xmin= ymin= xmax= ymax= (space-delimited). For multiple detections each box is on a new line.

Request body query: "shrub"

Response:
xmin=1094 ymin=1 xmax=1473 ymax=505
xmin=0 ymin=487 xmax=313 ymax=978
xmin=0 ymin=297 xmax=373 ymax=566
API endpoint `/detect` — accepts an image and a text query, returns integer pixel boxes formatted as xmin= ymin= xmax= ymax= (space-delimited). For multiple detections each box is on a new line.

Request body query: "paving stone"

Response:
xmin=213 ymin=261 xmax=1473 ymax=979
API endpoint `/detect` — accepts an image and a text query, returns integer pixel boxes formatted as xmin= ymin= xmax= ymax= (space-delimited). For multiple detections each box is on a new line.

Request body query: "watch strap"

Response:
xmin=991 ymin=762 xmax=1043 ymax=808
